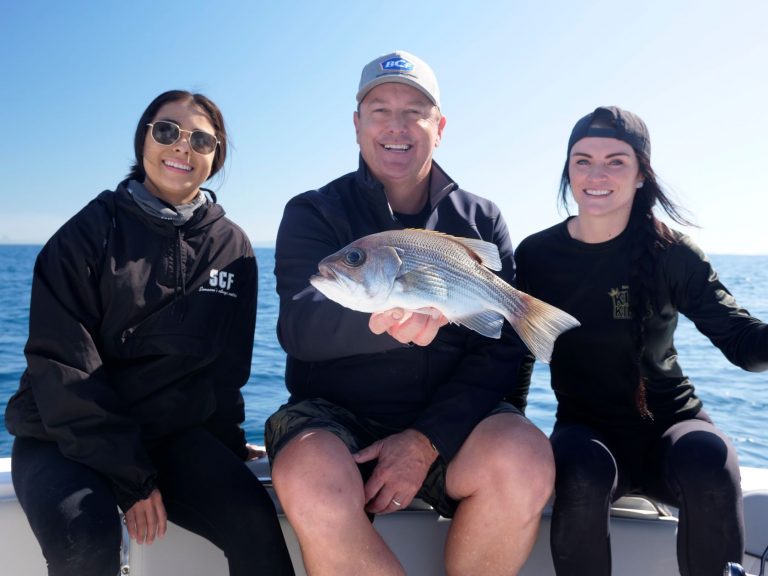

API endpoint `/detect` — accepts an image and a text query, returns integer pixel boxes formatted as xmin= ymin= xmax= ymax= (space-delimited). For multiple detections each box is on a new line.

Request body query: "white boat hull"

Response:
xmin=1 ymin=457 xmax=766 ymax=575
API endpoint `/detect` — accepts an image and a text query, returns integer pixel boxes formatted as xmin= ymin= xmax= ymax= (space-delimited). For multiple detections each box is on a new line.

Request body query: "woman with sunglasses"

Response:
xmin=5 ymin=90 xmax=295 ymax=575
xmin=514 ymin=106 xmax=768 ymax=576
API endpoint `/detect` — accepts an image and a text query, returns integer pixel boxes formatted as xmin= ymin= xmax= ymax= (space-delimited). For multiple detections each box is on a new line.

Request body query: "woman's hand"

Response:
xmin=124 ymin=488 xmax=167 ymax=545
xmin=246 ymin=443 xmax=267 ymax=461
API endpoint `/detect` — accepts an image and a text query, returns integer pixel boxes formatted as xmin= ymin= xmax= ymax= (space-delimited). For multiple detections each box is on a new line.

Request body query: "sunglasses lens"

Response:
xmin=151 ymin=121 xmax=179 ymax=145
xmin=190 ymin=131 xmax=218 ymax=155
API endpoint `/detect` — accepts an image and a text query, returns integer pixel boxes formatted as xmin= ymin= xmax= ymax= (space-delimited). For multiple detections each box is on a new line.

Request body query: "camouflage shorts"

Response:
xmin=265 ymin=397 xmax=522 ymax=518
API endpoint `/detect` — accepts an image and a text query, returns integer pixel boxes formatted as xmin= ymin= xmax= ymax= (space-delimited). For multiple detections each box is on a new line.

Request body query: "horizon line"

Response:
xmin=1 ymin=242 xmax=766 ymax=258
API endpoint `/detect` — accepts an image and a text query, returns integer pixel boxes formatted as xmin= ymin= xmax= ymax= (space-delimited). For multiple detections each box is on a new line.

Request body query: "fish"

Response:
xmin=301 ymin=229 xmax=580 ymax=363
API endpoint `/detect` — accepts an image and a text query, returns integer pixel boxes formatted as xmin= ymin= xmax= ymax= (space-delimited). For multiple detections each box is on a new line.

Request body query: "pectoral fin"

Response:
xmin=369 ymin=246 xmax=406 ymax=297
xmin=396 ymin=266 xmax=449 ymax=300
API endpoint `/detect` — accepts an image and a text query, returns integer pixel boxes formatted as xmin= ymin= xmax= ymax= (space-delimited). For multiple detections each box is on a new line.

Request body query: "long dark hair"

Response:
xmin=558 ymin=138 xmax=694 ymax=419
xmin=126 ymin=90 xmax=228 ymax=182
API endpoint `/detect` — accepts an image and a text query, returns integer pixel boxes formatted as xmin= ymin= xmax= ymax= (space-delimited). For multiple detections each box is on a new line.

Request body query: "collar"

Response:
xmin=126 ymin=180 xmax=207 ymax=226
xmin=354 ymin=155 xmax=459 ymax=221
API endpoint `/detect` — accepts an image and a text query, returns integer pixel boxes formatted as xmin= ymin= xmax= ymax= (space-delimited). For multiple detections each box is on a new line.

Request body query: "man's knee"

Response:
xmin=485 ymin=414 xmax=554 ymax=480
xmin=272 ymin=431 xmax=364 ymax=517
xmin=450 ymin=415 xmax=555 ymax=510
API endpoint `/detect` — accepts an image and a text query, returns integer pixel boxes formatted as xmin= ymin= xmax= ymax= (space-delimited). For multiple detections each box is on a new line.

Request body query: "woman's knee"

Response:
xmin=12 ymin=439 xmax=122 ymax=574
xmin=665 ymin=426 xmax=741 ymax=495
xmin=552 ymin=430 xmax=617 ymax=499
xmin=37 ymin=496 xmax=122 ymax=575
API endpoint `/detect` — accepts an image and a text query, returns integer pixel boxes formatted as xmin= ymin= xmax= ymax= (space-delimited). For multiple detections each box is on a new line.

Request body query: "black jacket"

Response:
xmin=515 ymin=219 xmax=768 ymax=425
xmin=5 ymin=182 xmax=257 ymax=510
xmin=274 ymin=158 xmax=528 ymax=461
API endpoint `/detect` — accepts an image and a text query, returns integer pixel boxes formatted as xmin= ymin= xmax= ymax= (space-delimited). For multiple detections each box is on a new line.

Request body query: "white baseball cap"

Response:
xmin=356 ymin=50 xmax=440 ymax=108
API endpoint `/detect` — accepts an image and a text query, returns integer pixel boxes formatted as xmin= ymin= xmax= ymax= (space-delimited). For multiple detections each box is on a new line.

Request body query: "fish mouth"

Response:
xmin=316 ymin=263 xmax=339 ymax=280
xmin=310 ymin=265 xmax=345 ymax=293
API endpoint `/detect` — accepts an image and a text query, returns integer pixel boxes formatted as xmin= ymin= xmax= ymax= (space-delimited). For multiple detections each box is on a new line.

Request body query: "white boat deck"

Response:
xmin=1 ymin=457 xmax=766 ymax=575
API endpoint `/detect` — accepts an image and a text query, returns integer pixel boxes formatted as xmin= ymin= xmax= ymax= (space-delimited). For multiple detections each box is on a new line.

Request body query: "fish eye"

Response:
xmin=343 ymin=248 xmax=366 ymax=267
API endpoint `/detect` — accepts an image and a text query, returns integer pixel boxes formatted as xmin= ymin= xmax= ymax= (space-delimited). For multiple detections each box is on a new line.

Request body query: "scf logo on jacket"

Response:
xmin=198 ymin=269 xmax=238 ymax=298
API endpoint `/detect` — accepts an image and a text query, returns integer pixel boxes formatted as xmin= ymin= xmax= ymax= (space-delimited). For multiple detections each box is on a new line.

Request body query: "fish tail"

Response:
xmin=507 ymin=293 xmax=580 ymax=364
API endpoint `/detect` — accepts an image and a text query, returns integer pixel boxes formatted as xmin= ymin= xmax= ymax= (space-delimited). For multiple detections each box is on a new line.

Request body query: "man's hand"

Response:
xmin=124 ymin=488 xmax=167 ymax=545
xmin=369 ymin=307 xmax=448 ymax=346
xmin=353 ymin=429 xmax=439 ymax=514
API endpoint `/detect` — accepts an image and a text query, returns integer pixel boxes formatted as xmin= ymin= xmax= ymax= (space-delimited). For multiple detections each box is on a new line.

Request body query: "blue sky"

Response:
xmin=2 ymin=0 xmax=767 ymax=254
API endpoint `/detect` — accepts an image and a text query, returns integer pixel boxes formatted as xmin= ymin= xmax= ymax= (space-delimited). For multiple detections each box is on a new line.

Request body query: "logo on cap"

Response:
xmin=380 ymin=57 xmax=414 ymax=72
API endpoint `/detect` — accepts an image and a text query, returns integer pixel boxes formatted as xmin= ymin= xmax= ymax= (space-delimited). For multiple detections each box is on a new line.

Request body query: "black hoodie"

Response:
xmin=5 ymin=182 xmax=257 ymax=511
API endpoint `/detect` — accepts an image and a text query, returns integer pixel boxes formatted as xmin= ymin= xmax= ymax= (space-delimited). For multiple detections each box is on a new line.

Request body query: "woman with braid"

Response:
xmin=514 ymin=106 xmax=768 ymax=576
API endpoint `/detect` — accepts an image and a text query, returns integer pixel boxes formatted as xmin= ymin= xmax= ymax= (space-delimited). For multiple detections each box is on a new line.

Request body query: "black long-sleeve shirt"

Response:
xmin=515 ymin=219 xmax=768 ymax=426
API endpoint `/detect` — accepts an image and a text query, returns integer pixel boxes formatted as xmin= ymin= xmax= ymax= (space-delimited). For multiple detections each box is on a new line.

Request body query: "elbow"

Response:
xmin=277 ymin=318 xmax=324 ymax=362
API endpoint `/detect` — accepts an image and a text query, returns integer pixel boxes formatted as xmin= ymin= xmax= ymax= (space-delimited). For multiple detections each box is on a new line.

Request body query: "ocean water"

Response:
xmin=1 ymin=246 xmax=766 ymax=467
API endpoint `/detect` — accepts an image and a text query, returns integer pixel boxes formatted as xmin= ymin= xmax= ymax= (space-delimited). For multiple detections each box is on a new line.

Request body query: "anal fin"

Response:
xmin=456 ymin=310 xmax=505 ymax=339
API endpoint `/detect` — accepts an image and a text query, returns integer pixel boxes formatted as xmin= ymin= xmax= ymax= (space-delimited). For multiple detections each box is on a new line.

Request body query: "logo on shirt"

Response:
xmin=198 ymin=269 xmax=238 ymax=298
xmin=609 ymin=286 xmax=631 ymax=320
xmin=380 ymin=56 xmax=414 ymax=72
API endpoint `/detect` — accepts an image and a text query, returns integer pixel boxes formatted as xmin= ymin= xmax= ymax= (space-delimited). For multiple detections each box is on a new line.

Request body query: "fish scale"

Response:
xmin=395 ymin=237 xmax=525 ymax=317
xmin=305 ymin=229 xmax=580 ymax=363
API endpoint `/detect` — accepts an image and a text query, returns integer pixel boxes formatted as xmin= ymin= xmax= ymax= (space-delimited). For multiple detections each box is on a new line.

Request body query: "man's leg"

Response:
xmin=443 ymin=412 xmax=555 ymax=576
xmin=271 ymin=429 xmax=404 ymax=576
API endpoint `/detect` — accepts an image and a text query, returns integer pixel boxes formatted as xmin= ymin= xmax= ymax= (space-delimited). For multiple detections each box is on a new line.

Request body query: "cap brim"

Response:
xmin=356 ymin=76 xmax=439 ymax=107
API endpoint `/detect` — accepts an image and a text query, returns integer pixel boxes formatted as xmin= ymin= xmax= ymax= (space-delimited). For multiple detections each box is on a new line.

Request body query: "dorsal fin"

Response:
xmin=402 ymin=229 xmax=502 ymax=271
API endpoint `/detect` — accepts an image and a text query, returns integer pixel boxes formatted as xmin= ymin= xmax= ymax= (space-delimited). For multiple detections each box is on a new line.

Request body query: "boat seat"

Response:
xmin=743 ymin=490 xmax=768 ymax=557
xmin=3 ymin=456 xmax=765 ymax=576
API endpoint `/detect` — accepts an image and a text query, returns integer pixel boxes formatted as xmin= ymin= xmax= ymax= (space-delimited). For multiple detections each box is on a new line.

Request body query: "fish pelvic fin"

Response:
xmin=509 ymin=295 xmax=580 ymax=364
xmin=293 ymin=284 xmax=320 ymax=301
xmin=456 ymin=310 xmax=506 ymax=339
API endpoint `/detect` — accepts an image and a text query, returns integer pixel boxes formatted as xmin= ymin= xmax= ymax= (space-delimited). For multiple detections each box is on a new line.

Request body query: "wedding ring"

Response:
xmin=391 ymin=498 xmax=402 ymax=507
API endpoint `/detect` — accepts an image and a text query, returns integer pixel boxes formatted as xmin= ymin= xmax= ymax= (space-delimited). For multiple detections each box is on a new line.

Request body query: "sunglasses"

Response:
xmin=146 ymin=121 xmax=219 ymax=155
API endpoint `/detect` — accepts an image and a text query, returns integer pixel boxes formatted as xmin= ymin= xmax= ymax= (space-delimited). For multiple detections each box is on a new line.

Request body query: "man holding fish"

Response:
xmin=266 ymin=51 xmax=567 ymax=575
